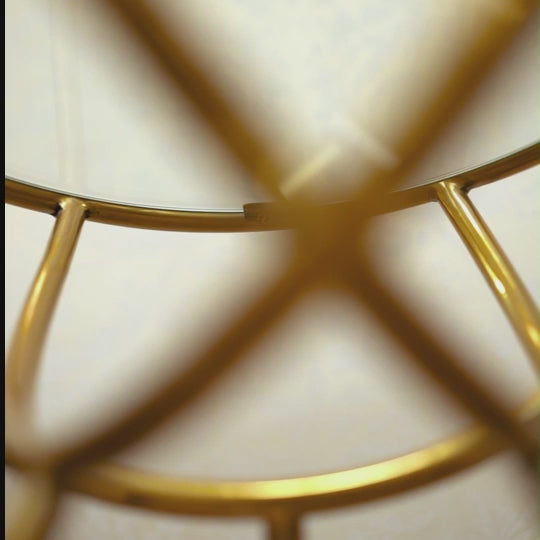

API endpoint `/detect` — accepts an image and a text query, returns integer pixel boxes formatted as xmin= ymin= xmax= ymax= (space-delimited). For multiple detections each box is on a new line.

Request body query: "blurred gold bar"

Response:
xmin=6 ymin=198 xmax=87 ymax=473
xmin=343 ymin=256 xmax=538 ymax=463
xmin=100 ymin=0 xmax=286 ymax=200
xmin=267 ymin=511 xmax=300 ymax=540
xmin=5 ymin=470 xmax=58 ymax=540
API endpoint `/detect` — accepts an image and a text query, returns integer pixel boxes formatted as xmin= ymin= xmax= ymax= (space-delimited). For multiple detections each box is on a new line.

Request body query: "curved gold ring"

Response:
xmin=57 ymin=393 xmax=538 ymax=516
xmin=4 ymin=394 xmax=537 ymax=516
xmin=6 ymin=142 xmax=539 ymax=232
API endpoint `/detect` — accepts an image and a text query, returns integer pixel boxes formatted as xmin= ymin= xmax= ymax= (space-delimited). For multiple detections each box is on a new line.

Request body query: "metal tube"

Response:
xmin=435 ymin=180 xmax=540 ymax=370
xmin=6 ymin=197 xmax=87 ymax=460
xmin=266 ymin=511 xmax=300 ymax=540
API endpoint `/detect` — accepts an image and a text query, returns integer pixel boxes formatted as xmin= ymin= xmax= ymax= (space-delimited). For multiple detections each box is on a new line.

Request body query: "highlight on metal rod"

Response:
xmin=342 ymin=253 xmax=538 ymax=463
xmin=6 ymin=198 xmax=87 ymax=424
xmin=7 ymin=392 xmax=532 ymax=517
xmin=5 ymin=141 xmax=539 ymax=231
xmin=435 ymin=180 xmax=540 ymax=371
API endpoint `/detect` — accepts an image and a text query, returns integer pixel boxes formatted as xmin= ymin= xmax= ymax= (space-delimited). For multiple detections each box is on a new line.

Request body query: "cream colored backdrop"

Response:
xmin=5 ymin=1 xmax=539 ymax=538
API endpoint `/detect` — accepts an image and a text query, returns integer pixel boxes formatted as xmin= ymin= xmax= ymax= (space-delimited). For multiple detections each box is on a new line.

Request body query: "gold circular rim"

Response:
xmin=5 ymin=395 xmax=536 ymax=516
xmin=5 ymin=142 xmax=539 ymax=232
xmin=63 ymin=394 xmax=538 ymax=516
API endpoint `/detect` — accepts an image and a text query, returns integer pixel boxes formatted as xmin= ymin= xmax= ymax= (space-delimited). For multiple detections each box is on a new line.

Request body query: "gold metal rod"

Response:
xmin=266 ymin=511 xmax=300 ymax=540
xmin=4 ymin=177 xmax=267 ymax=233
xmin=4 ymin=190 xmax=536 ymax=516
xmin=99 ymin=0 xmax=286 ymax=200
xmin=5 ymin=197 xmax=87 ymax=466
xmin=7 ymin=167 xmax=536 ymax=479
xmin=11 ymin=173 xmax=535 ymax=473
xmin=435 ymin=180 xmax=540 ymax=370
xmin=455 ymin=141 xmax=540 ymax=192
xmin=6 ymin=142 xmax=538 ymax=232
xmin=6 ymin=198 xmax=87 ymax=407
xmin=5 ymin=190 xmax=536 ymax=520
xmin=5 ymin=469 xmax=59 ymax=540
xmin=342 ymin=252 xmax=538 ymax=464
xmin=382 ymin=141 xmax=540 ymax=212
xmin=27 ymin=395 xmax=535 ymax=516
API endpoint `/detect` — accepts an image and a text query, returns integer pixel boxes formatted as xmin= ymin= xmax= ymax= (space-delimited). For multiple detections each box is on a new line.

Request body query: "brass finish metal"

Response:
xmin=5 ymin=147 xmax=539 ymax=534
xmin=7 ymin=148 xmax=537 ymax=472
xmin=4 ymin=177 xmax=263 ymax=232
xmin=267 ymin=512 xmax=300 ymax=540
xmin=36 ymin=394 xmax=535 ymax=517
xmin=6 ymin=198 xmax=87 ymax=495
xmin=6 ymin=198 xmax=87 ymax=407
xmin=5 ymin=0 xmax=540 ymax=538
xmin=244 ymin=142 xmax=540 ymax=223
xmin=5 ymin=141 xmax=539 ymax=232
xmin=436 ymin=180 xmax=540 ymax=369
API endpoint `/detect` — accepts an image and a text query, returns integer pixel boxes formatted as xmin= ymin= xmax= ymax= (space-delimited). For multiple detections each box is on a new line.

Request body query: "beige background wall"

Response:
xmin=5 ymin=1 xmax=539 ymax=538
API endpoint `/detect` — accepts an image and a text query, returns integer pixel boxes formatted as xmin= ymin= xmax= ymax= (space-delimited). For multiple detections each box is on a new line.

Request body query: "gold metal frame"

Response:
xmin=5 ymin=143 xmax=539 ymax=539
xmin=5 ymin=1 xmax=539 ymax=538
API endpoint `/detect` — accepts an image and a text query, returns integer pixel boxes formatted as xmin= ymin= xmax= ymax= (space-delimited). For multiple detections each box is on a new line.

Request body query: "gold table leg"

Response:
xmin=435 ymin=181 xmax=540 ymax=370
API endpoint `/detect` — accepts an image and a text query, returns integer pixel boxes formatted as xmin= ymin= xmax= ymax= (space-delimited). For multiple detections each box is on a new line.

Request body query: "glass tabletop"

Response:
xmin=5 ymin=0 xmax=539 ymax=210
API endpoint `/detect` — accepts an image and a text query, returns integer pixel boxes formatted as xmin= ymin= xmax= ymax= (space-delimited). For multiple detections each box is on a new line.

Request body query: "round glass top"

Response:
xmin=5 ymin=1 xmax=539 ymax=210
